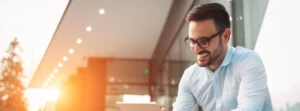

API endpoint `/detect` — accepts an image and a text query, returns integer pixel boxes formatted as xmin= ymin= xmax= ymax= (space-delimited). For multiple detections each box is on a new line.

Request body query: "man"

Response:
xmin=173 ymin=3 xmax=272 ymax=111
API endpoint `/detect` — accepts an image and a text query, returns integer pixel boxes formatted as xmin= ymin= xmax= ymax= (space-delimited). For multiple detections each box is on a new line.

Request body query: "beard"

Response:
xmin=196 ymin=39 xmax=224 ymax=67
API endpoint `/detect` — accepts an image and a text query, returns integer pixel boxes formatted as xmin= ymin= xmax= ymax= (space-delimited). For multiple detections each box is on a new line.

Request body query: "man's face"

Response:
xmin=188 ymin=19 xmax=229 ymax=67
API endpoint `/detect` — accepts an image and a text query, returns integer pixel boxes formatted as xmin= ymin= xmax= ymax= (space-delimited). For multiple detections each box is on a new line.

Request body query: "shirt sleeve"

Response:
xmin=231 ymin=52 xmax=269 ymax=111
xmin=173 ymin=70 xmax=197 ymax=111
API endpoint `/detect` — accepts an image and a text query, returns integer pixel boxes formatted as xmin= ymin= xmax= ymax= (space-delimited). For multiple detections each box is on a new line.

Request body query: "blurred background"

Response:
xmin=0 ymin=0 xmax=299 ymax=111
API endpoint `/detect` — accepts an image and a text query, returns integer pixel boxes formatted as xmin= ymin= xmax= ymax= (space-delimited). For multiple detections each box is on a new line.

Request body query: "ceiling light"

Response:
xmin=43 ymin=80 xmax=49 ymax=86
xmin=86 ymin=26 xmax=92 ymax=32
xmin=50 ymin=73 xmax=55 ymax=78
xmin=42 ymin=83 xmax=47 ymax=88
xmin=54 ymin=68 xmax=58 ymax=73
xmin=77 ymin=39 xmax=82 ymax=44
xmin=63 ymin=56 xmax=68 ymax=61
xmin=99 ymin=9 xmax=105 ymax=15
xmin=47 ymin=77 xmax=51 ymax=82
xmin=43 ymin=81 xmax=48 ymax=85
xmin=230 ymin=16 xmax=233 ymax=21
xmin=69 ymin=49 xmax=74 ymax=54
xmin=58 ymin=62 xmax=63 ymax=68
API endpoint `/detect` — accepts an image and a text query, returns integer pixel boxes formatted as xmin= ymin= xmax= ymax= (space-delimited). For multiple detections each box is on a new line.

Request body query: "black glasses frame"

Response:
xmin=184 ymin=29 xmax=225 ymax=48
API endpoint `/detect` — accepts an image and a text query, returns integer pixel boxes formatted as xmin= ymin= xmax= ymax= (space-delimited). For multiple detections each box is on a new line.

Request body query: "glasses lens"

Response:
xmin=185 ymin=39 xmax=192 ymax=47
xmin=185 ymin=38 xmax=211 ymax=48
xmin=197 ymin=39 xmax=209 ymax=48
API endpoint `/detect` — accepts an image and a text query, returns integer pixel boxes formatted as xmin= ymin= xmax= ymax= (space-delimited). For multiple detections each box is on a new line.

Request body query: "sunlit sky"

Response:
xmin=0 ymin=0 xmax=69 ymax=111
xmin=0 ymin=0 xmax=69 ymax=87
xmin=255 ymin=0 xmax=300 ymax=110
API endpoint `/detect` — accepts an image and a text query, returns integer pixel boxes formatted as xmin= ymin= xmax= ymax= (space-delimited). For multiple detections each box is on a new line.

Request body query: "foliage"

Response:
xmin=0 ymin=38 xmax=27 ymax=111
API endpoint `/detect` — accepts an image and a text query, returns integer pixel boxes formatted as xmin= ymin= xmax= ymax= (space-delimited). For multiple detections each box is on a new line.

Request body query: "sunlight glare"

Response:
xmin=25 ymin=88 xmax=60 ymax=111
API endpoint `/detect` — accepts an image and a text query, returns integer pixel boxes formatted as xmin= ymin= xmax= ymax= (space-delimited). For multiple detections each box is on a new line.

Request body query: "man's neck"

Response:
xmin=208 ymin=47 xmax=228 ymax=72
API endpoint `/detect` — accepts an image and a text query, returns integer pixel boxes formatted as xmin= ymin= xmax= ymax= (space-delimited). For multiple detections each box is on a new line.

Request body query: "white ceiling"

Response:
xmin=30 ymin=0 xmax=173 ymax=88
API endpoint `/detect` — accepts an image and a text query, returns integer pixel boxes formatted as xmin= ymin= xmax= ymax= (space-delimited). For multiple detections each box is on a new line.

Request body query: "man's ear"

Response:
xmin=223 ymin=28 xmax=231 ymax=43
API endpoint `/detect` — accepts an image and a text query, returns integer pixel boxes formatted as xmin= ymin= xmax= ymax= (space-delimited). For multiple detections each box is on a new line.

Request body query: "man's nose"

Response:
xmin=192 ymin=43 xmax=202 ymax=54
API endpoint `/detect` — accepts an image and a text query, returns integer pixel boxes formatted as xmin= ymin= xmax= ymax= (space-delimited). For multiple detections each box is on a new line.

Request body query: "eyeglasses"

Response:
xmin=184 ymin=29 xmax=225 ymax=48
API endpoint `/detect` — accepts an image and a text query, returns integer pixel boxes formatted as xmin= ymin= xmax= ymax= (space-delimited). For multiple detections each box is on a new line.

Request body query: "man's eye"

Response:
xmin=198 ymin=39 xmax=208 ymax=44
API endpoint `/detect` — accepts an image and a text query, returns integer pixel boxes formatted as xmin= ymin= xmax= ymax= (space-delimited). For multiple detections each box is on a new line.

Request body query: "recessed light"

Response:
xmin=43 ymin=81 xmax=48 ymax=85
xmin=86 ymin=26 xmax=92 ymax=32
xmin=54 ymin=68 xmax=58 ymax=73
xmin=69 ymin=49 xmax=74 ymax=54
xmin=58 ymin=63 xmax=63 ymax=68
xmin=42 ymin=83 xmax=47 ymax=88
xmin=47 ymin=77 xmax=51 ymax=82
xmin=63 ymin=56 xmax=68 ymax=61
xmin=77 ymin=39 xmax=82 ymax=44
xmin=50 ymin=73 xmax=55 ymax=78
xmin=99 ymin=9 xmax=105 ymax=15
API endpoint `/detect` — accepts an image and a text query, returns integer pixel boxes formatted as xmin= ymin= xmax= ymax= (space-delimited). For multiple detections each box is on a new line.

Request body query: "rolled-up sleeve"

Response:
xmin=173 ymin=70 xmax=196 ymax=111
xmin=231 ymin=52 xmax=269 ymax=111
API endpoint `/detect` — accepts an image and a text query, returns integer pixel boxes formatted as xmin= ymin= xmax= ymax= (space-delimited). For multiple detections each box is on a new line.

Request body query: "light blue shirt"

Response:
xmin=173 ymin=46 xmax=272 ymax=111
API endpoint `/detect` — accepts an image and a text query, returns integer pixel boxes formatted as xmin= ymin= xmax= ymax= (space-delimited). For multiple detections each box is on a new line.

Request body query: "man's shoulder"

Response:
xmin=231 ymin=46 xmax=264 ymax=72
xmin=234 ymin=46 xmax=256 ymax=56
xmin=232 ymin=46 xmax=261 ymax=62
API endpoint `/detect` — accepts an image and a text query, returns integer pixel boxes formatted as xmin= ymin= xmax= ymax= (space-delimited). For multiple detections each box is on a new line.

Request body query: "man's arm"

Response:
xmin=232 ymin=52 xmax=270 ymax=111
xmin=173 ymin=70 xmax=196 ymax=111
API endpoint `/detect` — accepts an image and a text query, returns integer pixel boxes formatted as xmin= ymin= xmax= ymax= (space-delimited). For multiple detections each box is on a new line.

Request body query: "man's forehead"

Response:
xmin=189 ymin=20 xmax=216 ymax=31
xmin=188 ymin=20 xmax=217 ymax=38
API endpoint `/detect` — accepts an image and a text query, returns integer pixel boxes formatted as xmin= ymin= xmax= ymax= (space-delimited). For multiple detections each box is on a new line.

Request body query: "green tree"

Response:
xmin=0 ymin=38 xmax=27 ymax=111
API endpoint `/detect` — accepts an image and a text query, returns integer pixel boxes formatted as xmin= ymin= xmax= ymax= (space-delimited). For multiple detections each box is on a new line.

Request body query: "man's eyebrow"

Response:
xmin=189 ymin=36 xmax=210 ymax=40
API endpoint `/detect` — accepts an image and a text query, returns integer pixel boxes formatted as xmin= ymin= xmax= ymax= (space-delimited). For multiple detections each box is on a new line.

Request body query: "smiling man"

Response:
xmin=173 ymin=3 xmax=272 ymax=111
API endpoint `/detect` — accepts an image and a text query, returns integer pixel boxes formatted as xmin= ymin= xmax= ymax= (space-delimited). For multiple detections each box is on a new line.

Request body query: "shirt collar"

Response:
xmin=220 ymin=46 xmax=234 ymax=67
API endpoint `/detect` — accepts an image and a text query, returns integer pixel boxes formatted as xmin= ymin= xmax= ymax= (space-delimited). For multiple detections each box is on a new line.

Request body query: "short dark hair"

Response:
xmin=186 ymin=3 xmax=230 ymax=31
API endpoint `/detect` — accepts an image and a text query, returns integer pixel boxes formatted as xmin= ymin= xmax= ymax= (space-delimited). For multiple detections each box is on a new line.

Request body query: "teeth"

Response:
xmin=199 ymin=53 xmax=208 ymax=57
